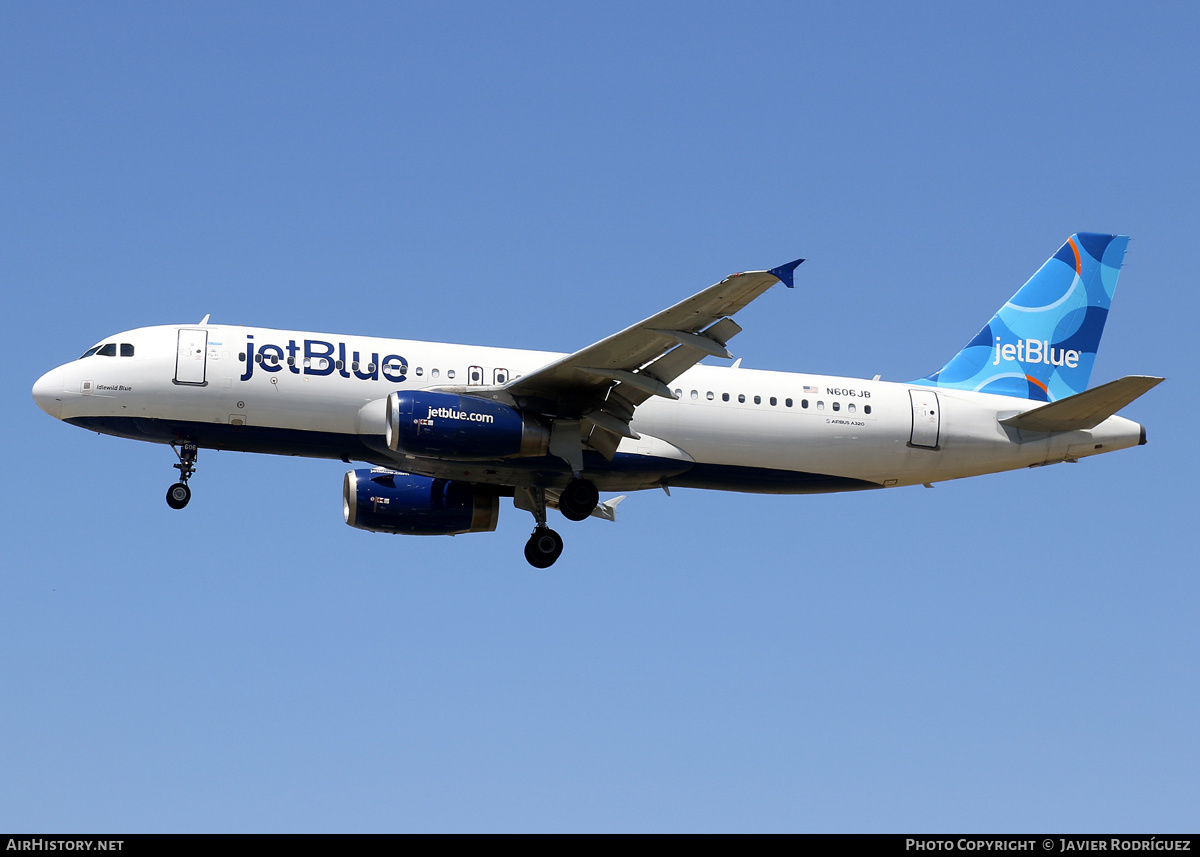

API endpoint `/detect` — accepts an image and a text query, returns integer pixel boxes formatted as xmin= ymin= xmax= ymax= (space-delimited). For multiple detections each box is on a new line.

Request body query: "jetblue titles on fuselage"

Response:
xmin=240 ymin=334 xmax=409 ymax=383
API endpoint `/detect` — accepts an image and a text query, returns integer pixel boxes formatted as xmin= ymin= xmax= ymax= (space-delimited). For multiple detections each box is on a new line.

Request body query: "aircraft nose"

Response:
xmin=32 ymin=368 xmax=65 ymax=419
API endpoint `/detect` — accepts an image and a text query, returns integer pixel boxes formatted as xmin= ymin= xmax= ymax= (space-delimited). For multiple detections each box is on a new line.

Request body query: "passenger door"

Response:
xmin=174 ymin=329 xmax=208 ymax=386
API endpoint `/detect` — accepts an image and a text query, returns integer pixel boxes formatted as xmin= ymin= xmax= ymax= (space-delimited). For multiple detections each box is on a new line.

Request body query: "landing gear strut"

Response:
xmin=166 ymin=441 xmax=198 ymax=510
xmin=521 ymin=485 xmax=564 ymax=568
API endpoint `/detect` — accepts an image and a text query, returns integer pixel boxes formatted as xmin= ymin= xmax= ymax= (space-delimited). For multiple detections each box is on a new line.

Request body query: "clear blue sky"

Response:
xmin=2 ymin=1 xmax=1196 ymax=832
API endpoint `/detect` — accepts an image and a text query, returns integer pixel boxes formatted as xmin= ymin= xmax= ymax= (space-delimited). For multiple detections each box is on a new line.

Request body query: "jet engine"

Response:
xmin=343 ymin=469 xmax=499 ymax=535
xmin=384 ymin=391 xmax=549 ymax=459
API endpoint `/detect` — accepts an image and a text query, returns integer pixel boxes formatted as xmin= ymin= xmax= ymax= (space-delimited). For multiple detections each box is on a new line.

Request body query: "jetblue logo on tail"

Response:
xmin=919 ymin=232 xmax=1129 ymax=402
xmin=991 ymin=338 xmax=1080 ymax=368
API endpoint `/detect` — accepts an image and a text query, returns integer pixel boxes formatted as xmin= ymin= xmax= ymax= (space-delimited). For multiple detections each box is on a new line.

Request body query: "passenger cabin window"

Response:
xmin=737 ymin=394 xmax=745 ymax=403
xmin=447 ymin=369 xmax=455 ymax=379
xmin=785 ymin=398 xmax=793 ymax=407
xmin=832 ymin=402 xmax=840 ymax=411
xmin=770 ymin=397 xmax=777 ymax=406
xmin=722 ymin=393 xmax=729 ymax=402
xmin=864 ymin=405 xmax=872 ymax=415
xmin=753 ymin=395 xmax=761 ymax=405
xmin=120 ymin=343 xmax=134 ymax=357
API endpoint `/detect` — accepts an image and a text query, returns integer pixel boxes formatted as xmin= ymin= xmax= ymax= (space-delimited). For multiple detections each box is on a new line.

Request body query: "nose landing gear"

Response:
xmin=166 ymin=441 xmax=198 ymax=510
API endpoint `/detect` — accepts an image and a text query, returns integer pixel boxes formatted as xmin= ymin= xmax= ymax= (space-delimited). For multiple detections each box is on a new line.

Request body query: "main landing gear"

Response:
xmin=557 ymin=477 xmax=599 ymax=522
xmin=166 ymin=441 xmax=198 ymax=510
xmin=525 ymin=527 xmax=564 ymax=569
xmin=522 ymin=484 xmax=562 ymax=568
xmin=520 ymin=478 xmax=598 ymax=568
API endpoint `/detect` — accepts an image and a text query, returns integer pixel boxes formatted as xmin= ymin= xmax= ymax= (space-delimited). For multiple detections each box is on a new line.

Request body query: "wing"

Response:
xmin=490 ymin=258 xmax=803 ymax=461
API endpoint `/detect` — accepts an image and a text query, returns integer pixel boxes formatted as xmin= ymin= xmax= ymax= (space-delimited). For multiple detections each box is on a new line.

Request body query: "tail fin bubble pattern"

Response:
xmin=921 ymin=232 xmax=1129 ymax=402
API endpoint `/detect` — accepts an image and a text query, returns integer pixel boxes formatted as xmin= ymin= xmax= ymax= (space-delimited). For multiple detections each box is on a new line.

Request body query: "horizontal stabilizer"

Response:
xmin=999 ymin=375 xmax=1163 ymax=432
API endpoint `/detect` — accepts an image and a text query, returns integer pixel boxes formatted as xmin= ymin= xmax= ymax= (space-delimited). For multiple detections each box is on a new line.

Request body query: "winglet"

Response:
xmin=768 ymin=258 xmax=805 ymax=289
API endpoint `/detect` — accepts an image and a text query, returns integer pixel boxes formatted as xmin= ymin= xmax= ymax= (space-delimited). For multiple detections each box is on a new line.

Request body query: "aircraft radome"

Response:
xmin=33 ymin=233 xmax=1161 ymax=567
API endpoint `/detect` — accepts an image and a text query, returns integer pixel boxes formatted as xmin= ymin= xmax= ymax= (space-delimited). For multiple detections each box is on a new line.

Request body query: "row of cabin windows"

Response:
xmin=80 ymin=343 xmax=135 ymax=359
xmin=240 ymin=352 xmax=511 ymax=384
xmin=251 ymin=353 xmax=414 ymax=374
xmin=674 ymin=388 xmax=872 ymax=415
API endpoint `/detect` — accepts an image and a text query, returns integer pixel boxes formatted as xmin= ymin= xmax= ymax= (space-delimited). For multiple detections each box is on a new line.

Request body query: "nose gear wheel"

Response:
xmin=166 ymin=482 xmax=191 ymax=509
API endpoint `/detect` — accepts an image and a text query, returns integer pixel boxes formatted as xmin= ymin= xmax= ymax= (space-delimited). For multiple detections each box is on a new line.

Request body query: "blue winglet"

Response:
xmin=768 ymin=258 xmax=805 ymax=289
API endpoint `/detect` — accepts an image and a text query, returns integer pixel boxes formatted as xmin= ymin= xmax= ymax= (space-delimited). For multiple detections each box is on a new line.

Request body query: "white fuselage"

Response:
xmin=33 ymin=323 xmax=1146 ymax=495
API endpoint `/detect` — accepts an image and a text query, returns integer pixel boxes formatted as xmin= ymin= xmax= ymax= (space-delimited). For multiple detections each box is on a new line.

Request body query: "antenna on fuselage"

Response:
xmin=198 ymin=314 xmax=210 ymax=325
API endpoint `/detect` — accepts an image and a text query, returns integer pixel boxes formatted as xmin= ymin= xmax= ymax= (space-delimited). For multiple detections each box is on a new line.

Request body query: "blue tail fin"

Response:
xmin=920 ymin=233 xmax=1129 ymax=402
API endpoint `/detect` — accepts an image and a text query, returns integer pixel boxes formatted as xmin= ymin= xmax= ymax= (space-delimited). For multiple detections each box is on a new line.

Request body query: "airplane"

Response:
xmin=32 ymin=232 xmax=1161 ymax=568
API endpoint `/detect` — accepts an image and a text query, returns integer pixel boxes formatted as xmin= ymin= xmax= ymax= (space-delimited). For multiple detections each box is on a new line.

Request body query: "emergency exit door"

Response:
xmin=174 ymin=328 xmax=208 ymax=386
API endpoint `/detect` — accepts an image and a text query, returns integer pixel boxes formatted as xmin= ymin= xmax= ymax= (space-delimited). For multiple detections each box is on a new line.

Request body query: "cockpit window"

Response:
xmin=79 ymin=341 xmax=131 ymax=359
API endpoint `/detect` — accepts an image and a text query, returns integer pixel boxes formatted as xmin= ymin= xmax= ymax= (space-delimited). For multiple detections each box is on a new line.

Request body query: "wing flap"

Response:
xmin=999 ymin=375 xmax=1163 ymax=432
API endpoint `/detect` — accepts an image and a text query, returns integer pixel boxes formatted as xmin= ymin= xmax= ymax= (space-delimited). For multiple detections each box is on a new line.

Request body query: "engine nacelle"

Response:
xmin=384 ymin=391 xmax=549 ymax=459
xmin=343 ymin=469 xmax=499 ymax=535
